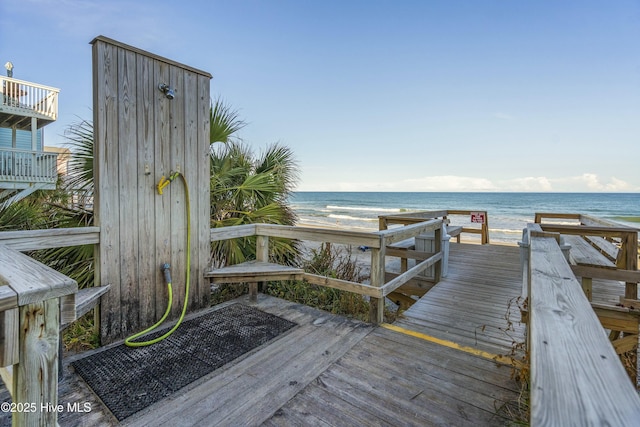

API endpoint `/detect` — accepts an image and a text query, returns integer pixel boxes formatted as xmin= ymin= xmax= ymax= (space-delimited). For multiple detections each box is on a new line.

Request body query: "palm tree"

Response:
xmin=208 ymin=98 xmax=301 ymax=267
xmin=209 ymin=141 xmax=300 ymax=267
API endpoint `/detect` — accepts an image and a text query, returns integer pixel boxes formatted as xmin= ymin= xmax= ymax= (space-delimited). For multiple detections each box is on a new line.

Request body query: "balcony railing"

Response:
xmin=0 ymin=148 xmax=58 ymax=184
xmin=0 ymin=76 xmax=59 ymax=122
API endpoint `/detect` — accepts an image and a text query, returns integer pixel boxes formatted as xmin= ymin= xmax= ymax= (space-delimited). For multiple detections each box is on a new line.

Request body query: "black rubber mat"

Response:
xmin=72 ymin=303 xmax=296 ymax=421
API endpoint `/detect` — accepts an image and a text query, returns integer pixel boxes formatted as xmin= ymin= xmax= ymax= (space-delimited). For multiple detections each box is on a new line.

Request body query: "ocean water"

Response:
xmin=289 ymin=192 xmax=640 ymax=244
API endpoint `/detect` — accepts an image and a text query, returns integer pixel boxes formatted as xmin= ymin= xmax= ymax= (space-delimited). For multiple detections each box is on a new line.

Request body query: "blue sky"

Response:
xmin=2 ymin=0 xmax=639 ymax=192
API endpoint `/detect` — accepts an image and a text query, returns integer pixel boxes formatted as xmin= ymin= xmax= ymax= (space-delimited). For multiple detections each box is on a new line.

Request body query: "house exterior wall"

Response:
xmin=0 ymin=128 xmax=43 ymax=151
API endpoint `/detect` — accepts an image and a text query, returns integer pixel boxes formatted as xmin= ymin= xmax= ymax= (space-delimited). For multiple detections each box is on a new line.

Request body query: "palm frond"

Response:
xmin=63 ymin=118 xmax=94 ymax=193
xmin=210 ymin=97 xmax=247 ymax=145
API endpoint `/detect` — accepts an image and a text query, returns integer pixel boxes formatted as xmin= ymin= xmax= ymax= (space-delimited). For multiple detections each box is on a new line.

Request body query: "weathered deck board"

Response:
xmin=395 ymin=243 xmax=525 ymax=356
xmin=266 ymin=327 xmax=517 ymax=426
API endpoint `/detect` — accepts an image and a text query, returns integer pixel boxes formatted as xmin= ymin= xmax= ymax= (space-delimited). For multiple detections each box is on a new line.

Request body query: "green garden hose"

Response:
xmin=125 ymin=171 xmax=191 ymax=347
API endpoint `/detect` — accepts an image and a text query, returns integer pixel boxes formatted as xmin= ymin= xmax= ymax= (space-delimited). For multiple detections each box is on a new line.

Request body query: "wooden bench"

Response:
xmin=60 ymin=285 xmax=110 ymax=331
xmin=386 ymin=224 xmax=462 ymax=283
xmin=386 ymin=225 xmax=462 ymax=254
xmin=205 ymin=261 xmax=304 ymax=302
xmin=563 ymin=234 xmax=620 ymax=301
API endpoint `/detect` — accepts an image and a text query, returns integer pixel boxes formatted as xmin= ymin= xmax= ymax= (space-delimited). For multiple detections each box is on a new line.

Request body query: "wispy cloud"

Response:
xmin=500 ymin=176 xmax=553 ymax=191
xmin=493 ymin=112 xmax=514 ymax=120
xmin=298 ymin=173 xmax=639 ymax=192
xmin=303 ymin=175 xmax=498 ymax=192
xmin=551 ymin=174 xmax=637 ymax=192
xmin=402 ymin=176 xmax=497 ymax=191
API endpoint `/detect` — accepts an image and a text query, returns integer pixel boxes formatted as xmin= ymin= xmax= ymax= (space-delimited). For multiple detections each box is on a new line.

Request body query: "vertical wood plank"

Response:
xmin=153 ymin=61 xmax=172 ymax=324
xmin=369 ymin=240 xmax=386 ymax=324
xmin=624 ymin=231 xmax=638 ymax=300
xmin=197 ymin=74 xmax=211 ymax=310
xmin=0 ymin=308 xmax=18 ymax=367
xmin=434 ymin=225 xmax=442 ymax=283
xmin=136 ymin=54 xmax=157 ymax=327
xmin=169 ymin=64 xmax=186 ymax=319
xmin=59 ymin=293 xmax=76 ymax=325
xmin=253 ymin=235 xmax=269 ymax=301
xmin=117 ymin=47 xmax=140 ymax=336
xmin=183 ymin=70 xmax=201 ymax=310
xmin=13 ymin=299 xmax=59 ymax=426
xmin=482 ymin=214 xmax=490 ymax=244
xmin=256 ymin=235 xmax=269 ymax=262
xmin=623 ymin=230 xmax=638 ymax=382
xmin=94 ymin=40 xmax=122 ymax=343
xmin=581 ymin=277 xmax=593 ymax=301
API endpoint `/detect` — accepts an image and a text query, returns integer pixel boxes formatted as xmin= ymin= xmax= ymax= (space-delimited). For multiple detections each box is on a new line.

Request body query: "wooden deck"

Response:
xmin=0 ymin=243 xmax=526 ymax=426
xmin=396 ymin=243 xmax=525 ymax=356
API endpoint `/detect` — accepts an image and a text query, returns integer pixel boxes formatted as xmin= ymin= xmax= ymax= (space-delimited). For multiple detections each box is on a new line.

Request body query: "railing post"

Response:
xmin=369 ymin=236 xmax=386 ymax=324
xmin=434 ymin=224 xmax=442 ymax=282
xmin=252 ymin=235 xmax=269 ymax=303
xmin=482 ymin=212 xmax=489 ymax=244
xmin=623 ymin=231 xmax=638 ymax=300
xmin=13 ymin=298 xmax=60 ymax=426
xmin=0 ymin=246 xmax=77 ymax=426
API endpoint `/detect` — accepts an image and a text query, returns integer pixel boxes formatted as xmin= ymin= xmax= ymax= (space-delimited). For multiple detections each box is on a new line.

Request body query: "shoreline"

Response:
xmin=294 ymin=220 xmax=519 ymax=280
xmin=295 ymin=219 xmax=520 ymax=247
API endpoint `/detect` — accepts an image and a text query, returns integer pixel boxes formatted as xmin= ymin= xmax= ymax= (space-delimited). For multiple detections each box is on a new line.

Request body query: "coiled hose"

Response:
xmin=125 ymin=172 xmax=190 ymax=347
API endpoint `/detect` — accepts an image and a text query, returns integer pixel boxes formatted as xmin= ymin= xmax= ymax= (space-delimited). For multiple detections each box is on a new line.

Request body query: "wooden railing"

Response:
xmin=0 ymin=227 xmax=100 ymax=251
xmin=0 ymin=245 xmax=77 ymax=426
xmin=534 ymin=212 xmax=639 ymax=301
xmin=535 ymin=212 xmax=634 ymax=228
xmin=0 ymin=76 xmax=59 ymax=121
xmin=0 ymin=148 xmax=58 ymax=184
xmin=379 ymin=209 xmax=490 ymax=244
xmin=210 ymin=220 xmax=444 ymax=323
xmin=0 ymin=227 xmax=100 ymax=425
xmin=526 ymin=223 xmax=640 ymax=425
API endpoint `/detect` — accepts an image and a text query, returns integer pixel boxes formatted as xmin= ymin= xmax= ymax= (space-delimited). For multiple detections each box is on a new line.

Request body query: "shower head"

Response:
xmin=158 ymin=83 xmax=175 ymax=100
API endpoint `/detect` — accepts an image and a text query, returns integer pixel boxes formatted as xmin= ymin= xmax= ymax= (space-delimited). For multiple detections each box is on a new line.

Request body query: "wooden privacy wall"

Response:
xmin=92 ymin=36 xmax=211 ymax=344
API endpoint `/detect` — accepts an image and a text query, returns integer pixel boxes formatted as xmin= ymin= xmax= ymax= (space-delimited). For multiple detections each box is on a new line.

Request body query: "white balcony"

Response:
xmin=0 ymin=148 xmax=58 ymax=190
xmin=0 ymin=76 xmax=59 ymax=130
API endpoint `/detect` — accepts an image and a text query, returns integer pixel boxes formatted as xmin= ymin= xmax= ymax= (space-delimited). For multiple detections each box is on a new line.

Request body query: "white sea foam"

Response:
xmin=489 ymin=228 xmax=522 ymax=235
xmin=326 ymin=205 xmax=403 ymax=213
xmin=328 ymin=214 xmax=378 ymax=222
xmin=291 ymin=192 xmax=640 ymax=245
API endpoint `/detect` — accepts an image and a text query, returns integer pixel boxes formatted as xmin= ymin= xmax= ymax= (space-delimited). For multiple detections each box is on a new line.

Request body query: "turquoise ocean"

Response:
xmin=290 ymin=192 xmax=640 ymax=245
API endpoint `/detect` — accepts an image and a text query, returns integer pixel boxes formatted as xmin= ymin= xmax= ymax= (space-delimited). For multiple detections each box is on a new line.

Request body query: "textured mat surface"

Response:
xmin=72 ymin=303 xmax=296 ymax=421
